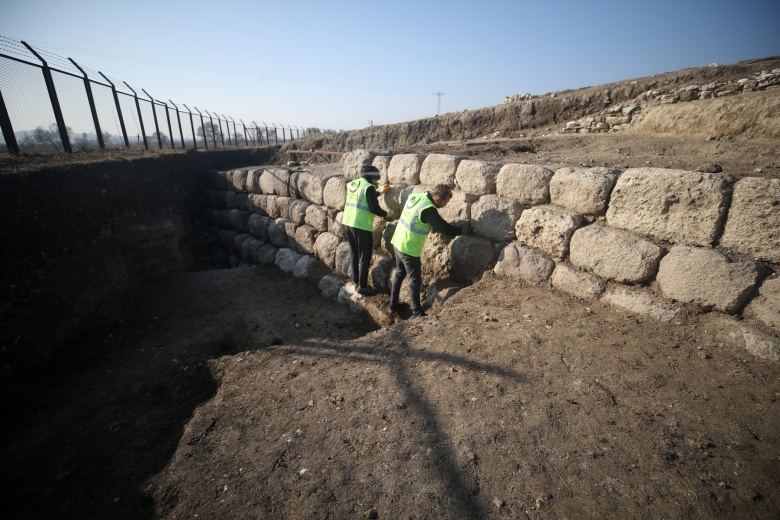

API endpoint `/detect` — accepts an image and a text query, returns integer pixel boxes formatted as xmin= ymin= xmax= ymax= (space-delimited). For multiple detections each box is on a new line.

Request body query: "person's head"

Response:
xmin=430 ymin=184 xmax=453 ymax=208
xmin=362 ymin=165 xmax=381 ymax=185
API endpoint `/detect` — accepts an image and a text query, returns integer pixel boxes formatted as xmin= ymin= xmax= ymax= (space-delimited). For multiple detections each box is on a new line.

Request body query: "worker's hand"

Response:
xmin=381 ymin=184 xmax=391 ymax=194
xmin=384 ymin=214 xmax=396 ymax=222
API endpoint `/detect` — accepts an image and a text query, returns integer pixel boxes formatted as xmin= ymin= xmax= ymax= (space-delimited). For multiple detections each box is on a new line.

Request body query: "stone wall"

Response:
xmin=203 ymin=149 xmax=780 ymax=360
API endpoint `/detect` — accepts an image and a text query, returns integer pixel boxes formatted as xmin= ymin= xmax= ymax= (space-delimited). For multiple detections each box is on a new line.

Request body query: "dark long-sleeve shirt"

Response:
xmin=362 ymin=175 xmax=388 ymax=218
xmin=420 ymin=193 xmax=462 ymax=236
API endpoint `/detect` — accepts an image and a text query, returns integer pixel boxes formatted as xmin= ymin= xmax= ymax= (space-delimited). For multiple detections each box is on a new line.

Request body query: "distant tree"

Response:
xmin=25 ymin=123 xmax=73 ymax=148
xmin=151 ymin=131 xmax=170 ymax=146
xmin=197 ymin=122 xmax=222 ymax=142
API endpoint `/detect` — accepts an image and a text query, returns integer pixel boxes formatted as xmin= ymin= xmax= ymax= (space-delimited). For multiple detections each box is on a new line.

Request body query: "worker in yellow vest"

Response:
xmin=343 ymin=166 xmax=392 ymax=296
xmin=389 ymin=184 xmax=463 ymax=317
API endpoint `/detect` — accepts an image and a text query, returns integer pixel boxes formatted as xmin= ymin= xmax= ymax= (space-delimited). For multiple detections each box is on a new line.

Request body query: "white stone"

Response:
xmin=420 ymin=154 xmax=463 ymax=187
xmin=719 ymin=177 xmax=780 ymax=263
xmin=455 ymin=159 xmax=503 ymax=195
xmin=494 ymin=244 xmax=555 ymax=285
xmin=387 ymin=154 xmax=425 ymax=186
xmin=496 ymin=164 xmax=554 ymax=205
xmin=470 ymin=195 xmax=524 ymax=241
xmin=601 ymin=287 xmax=680 ymax=321
xmin=550 ymin=263 xmax=605 ymax=300
xmin=323 ymin=176 xmax=348 ymax=210
xmin=515 ymin=205 xmax=583 ymax=260
xmin=569 ymin=224 xmax=663 ymax=283
xmin=275 ymin=247 xmax=302 ymax=273
xmin=550 ymin=167 xmax=620 ymax=215
xmin=745 ymin=276 xmax=780 ymax=331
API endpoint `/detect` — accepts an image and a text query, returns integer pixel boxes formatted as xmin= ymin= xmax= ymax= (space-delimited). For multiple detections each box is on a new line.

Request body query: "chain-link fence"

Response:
xmin=0 ymin=35 xmax=311 ymax=155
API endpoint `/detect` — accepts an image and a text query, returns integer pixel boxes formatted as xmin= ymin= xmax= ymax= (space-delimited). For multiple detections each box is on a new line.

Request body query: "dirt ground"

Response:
xmin=2 ymin=64 xmax=780 ymax=519
xmin=2 ymin=263 xmax=778 ymax=519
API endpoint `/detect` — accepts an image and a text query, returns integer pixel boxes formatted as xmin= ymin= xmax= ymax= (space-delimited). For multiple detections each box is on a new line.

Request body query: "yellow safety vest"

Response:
xmin=391 ymin=192 xmax=434 ymax=257
xmin=343 ymin=177 xmax=376 ymax=231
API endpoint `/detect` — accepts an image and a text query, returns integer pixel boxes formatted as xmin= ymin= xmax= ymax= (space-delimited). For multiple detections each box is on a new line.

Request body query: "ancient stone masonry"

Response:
xmin=202 ymin=149 xmax=780 ymax=360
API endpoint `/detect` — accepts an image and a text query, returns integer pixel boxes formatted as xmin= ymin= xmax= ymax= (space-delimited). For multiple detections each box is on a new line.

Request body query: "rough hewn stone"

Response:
xmin=470 ymin=195 xmax=524 ymax=241
xmin=550 ymin=264 xmax=605 ymax=300
xmin=437 ymin=191 xmax=478 ymax=227
xmin=313 ymin=232 xmax=340 ymax=268
xmin=601 ymin=287 xmax=680 ymax=321
xmin=344 ymin=149 xmax=388 ymax=179
xmin=719 ymin=177 xmax=780 ymax=263
xmin=292 ymin=224 xmax=318 ymax=255
xmin=455 ymin=159 xmax=502 ymax=195
xmin=420 ymin=154 xmax=463 ymax=187
xmin=606 ymin=167 xmax=729 ymax=246
xmin=451 ymin=236 xmax=496 ymax=283
xmin=297 ymin=171 xmax=334 ymax=205
xmin=288 ymin=199 xmax=311 ymax=225
xmin=318 ymin=274 xmax=344 ymax=300
xmin=515 ymin=205 xmax=583 ymax=260
xmin=496 ymin=164 xmax=554 ymax=205
xmin=745 ymin=276 xmax=780 ymax=331
xmin=275 ymin=247 xmax=302 ymax=273
xmin=256 ymin=243 xmax=278 ymax=265
xmin=569 ymin=224 xmax=663 ymax=283
xmin=259 ymin=168 xmax=292 ymax=197
xmin=494 ymin=244 xmax=555 ymax=285
xmin=656 ymin=246 xmax=761 ymax=314
xmin=388 ymin=154 xmax=425 ymax=186
xmin=305 ymin=204 xmax=329 ymax=232
xmin=550 ymin=166 xmax=620 ymax=215
xmin=323 ymin=176 xmax=348 ymax=210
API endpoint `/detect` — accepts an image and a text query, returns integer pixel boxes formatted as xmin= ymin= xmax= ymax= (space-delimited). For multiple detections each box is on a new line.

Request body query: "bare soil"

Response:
xmin=1 ymin=60 xmax=779 ymax=519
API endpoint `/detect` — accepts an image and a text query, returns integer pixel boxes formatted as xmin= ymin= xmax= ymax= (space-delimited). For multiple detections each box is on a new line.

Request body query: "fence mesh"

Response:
xmin=51 ymin=69 xmax=97 ymax=150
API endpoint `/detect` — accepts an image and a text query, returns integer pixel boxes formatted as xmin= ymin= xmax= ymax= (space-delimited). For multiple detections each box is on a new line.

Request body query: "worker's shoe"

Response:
xmin=357 ymin=286 xmax=379 ymax=296
xmin=412 ymin=310 xmax=427 ymax=318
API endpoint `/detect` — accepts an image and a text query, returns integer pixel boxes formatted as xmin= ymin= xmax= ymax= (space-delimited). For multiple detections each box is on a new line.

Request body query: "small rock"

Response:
xmin=493 ymin=497 xmax=506 ymax=509
xmin=696 ymin=164 xmax=723 ymax=173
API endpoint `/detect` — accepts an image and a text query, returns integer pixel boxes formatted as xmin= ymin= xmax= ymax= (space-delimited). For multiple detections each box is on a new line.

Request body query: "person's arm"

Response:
xmin=420 ymin=207 xmax=462 ymax=235
xmin=365 ymin=186 xmax=388 ymax=218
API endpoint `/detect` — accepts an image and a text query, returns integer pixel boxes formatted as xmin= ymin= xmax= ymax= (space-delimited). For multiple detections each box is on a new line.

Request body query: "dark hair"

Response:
xmin=430 ymin=184 xmax=453 ymax=200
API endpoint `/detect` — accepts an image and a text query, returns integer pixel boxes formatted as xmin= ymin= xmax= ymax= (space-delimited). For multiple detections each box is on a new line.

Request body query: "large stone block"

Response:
xmin=335 ymin=241 xmax=352 ymax=277
xmin=259 ymin=168 xmax=292 ymax=197
xmin=314 ymin=232 xmax=340 ymax=268
xmin=247 ymin=213 xmax=270 ymax=241
xmin=323 ymin=176 xmax=348 ymax=210
xmin=257 ymin=244 xmax=278 ymax=265
xmin=227 ymin=209 xmax=250 ymax=232
xmin=388 ymin=154 xmax=425 ymax=186
xmin=569 ymin=224 xmax=663 ymax=283
xmin=745 ymin=276 xmax=780 ymax=331
xmin=550 ymin=264 xmax=605 ymax=300
xmin=719 ymin=177 xmax=780 ymax=263
xmin=240 ymin=238 xmax=263 ymax=264
xmin=274 ymin=197 xmax=294 ymax=220
xmin=550 ymin=167 xmax=620 ymax=215
xmin=606 ymin=168 xmax=729 ymax=246
xmin=246 ymin=167 xmax=263 ymax=194
xmin=494 ymin=244 xmax=555 ymax=285
xmin=515 ymin=205 xmax=584 ymax=260
xmin=251 ymin=194 xmax=276 ymax=218
xmin=729 ymin=322 xmax=780 ymax=361
xmin=344 ymin=149 xmax=389 ymax=179
xmin=293 ymin=255 xmax=330 ymax=281
xmin=455 ymin=159 xmax=502 ymax=195
xmin=470 ymin=195 xmax=524 ymax=241
xmin=496 ymin=164 xmax=554 ymax=205
xmin=268 ymin=218 xmax=291 ymax=248
xmin=372 ymin=155 xmax=392 ymax=184
xmin=297 ymin=171 xmax=333 ymax=205
xmin=319 ymin=275 xmax=344 ymax=301
xmin=450 ymin=235 xmax=496 ymax=284
xmin=288 ymin=199 xmax=311 ymax=225
xmin=601 ymin=287 xmax=680 ymax=321
xmin=292 ymin=224 xmax=318 ymax=255
xmin=437 ymin=190 xmax=478 ymax=227
xmin=656 ymin=246 xmax=761 ymax=314
xmin=275 ymin=248 xmax=302 ymax=273
xmin=305 ymin=204 xmax=329 ymax=232
xmin=330 ymin=211 xmax=347 ymax=240
xmin=420 ymin=154 xmax=463 ymax=187
xmin=228 ymin=169 xmax=248 ymax=192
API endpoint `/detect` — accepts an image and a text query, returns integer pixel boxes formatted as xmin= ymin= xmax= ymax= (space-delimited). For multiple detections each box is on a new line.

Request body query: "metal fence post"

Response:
xmin=169 ymin=100 xmax=185 ymax=149
xmin=69 ymin=58 xmax=104 ymax=150
xmin=223 ymin=114 xmax=232 ymax=146
xmin=229 ymin=116 xmax=238 ymax=146
xmin=123 ymin=82 xmax=148 ymax=150
xmin=22 ymin=41 xmax=71 ymax=153
xmin=217 ymin=115 xmax=226 ymax=147
xmin=0 ymin=89 xmax=20 ymax=155
xmin=99 ymin=72 xmax=129 ymax=148
xmin=163 ymin=101 xmax=174 ymax=149
xmin=183 ymin=104 xmax=197 ymax=150
xmin=141 ymin=89 xmax=163 ymax=149
xmin=204 ymin=110 xmax=217 ymax=147
xmin=194 ymin=107 xmax=208 ymax=149
xmin=240 ymin=119 xmax=249 ymax=146
xmin=254 ymin=121 xmax=263 ymax=145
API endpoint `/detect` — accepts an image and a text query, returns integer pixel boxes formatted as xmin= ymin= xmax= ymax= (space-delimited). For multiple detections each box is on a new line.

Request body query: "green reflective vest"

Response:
xmin=343 ymin=177 xmax=376 ymax=231
xmin=391 ymin=192 xmax=434 ymax=257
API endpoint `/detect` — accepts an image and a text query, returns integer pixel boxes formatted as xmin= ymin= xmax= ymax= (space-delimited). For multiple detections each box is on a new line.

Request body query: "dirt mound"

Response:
xmin=632 ymin=89 xmax=780 ymax=139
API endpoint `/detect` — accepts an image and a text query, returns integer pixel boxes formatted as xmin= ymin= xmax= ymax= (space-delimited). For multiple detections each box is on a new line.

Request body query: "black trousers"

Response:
xmin=345 ymin=226 xmax=373 ymax=288
xmin=390 ymin=251 xmax=423 ymax=314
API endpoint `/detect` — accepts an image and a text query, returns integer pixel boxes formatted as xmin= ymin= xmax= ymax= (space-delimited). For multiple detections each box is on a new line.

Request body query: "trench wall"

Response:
xmin=202 ymin=149 xmax=780 ymax=360
xmin=0 ymin=147 xmax=279 ymax=377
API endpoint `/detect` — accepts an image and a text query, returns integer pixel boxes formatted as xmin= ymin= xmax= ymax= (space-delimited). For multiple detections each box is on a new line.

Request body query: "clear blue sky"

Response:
xmin=2 ymin=0 xmax=778 ymax=132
